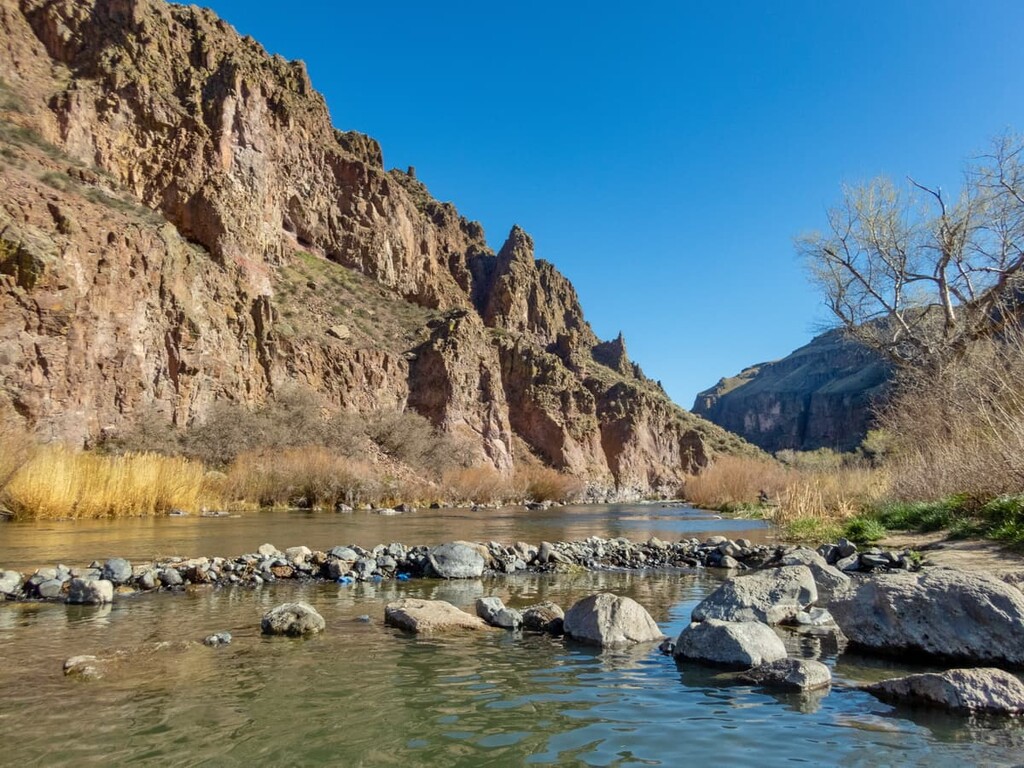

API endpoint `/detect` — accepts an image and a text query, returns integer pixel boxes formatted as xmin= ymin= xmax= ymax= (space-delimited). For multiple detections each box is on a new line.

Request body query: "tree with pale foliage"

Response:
xmin=798 ymin=134 xmax=1024 ymax=369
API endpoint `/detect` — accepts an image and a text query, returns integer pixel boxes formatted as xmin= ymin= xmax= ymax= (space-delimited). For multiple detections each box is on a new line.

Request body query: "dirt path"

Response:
xmin=879 ymin=531 xmax=1024 ymax=575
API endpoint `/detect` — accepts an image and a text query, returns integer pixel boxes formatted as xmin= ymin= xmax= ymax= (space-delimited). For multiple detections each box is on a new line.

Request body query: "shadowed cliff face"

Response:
xmin=0 ymin=0 xmax=754 ymax=494
xmin=692 ymin=330 xmax=891 ymax=453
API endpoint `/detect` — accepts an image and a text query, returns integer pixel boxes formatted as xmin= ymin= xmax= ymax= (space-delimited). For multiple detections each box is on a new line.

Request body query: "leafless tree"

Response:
xmin=798 ymin=134 xmax=1024 ymax=369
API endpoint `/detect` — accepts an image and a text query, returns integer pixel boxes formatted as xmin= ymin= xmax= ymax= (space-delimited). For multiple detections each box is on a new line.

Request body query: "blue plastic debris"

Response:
xmin=396 ymin=573 xmax=410 ymax=581
xmin=337 ymin=576 xmax=354 ymax=585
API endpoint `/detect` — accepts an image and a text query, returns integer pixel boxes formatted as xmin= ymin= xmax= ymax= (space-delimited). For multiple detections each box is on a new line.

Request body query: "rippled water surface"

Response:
xmin=2 ymin=507 xmax=1023 ymax=766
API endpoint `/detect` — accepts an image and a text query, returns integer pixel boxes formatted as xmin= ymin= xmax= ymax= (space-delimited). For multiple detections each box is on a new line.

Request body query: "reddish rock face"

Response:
xmin=0 ymin=0 xmax=752 ymax=493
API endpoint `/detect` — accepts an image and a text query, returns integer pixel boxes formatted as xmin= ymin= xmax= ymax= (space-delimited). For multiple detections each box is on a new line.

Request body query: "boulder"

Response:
xmin=563 ymin=593 xmax=663 ymax=648
xmin=37 ymin=579 xmax=65 ymax=599
xmin=0 ymin=570 xmax=23 ymax=597
xmin=739 ymin=658 xmax=832 ymax=691
xmin=384 ymin=598 xmax=489 ymax=633
xmin=829 ymin=568 xmax=1024 ymax=667
xmin=66 ymin=578 xmax=113 ymax=605
xmin=475 ymin=597 xmax=523 ymax=629
xmin=257 ymin=543 xmax=280 ymax=557
xmin=329 ymin=546 xmax=359 ymax=562
xmin=777 ymin=548 xmax=851 ymax=604
xmin=101 ymin=558 xmax=133 ymax=585
xmin=428 ymin=542 xmax=484 ymax=579
xmin=159 ymin=568 xmax=183 ymax=587
xmin=864 ymin=668 xmax=1024 ymax=715
xmin=691 ymin=566 xmax=817 ymax=625
xmin=285 ymin=546 xmax=312 ymax=564
xmin=673 ymin=619 xmax=787 ymax=668
xmin=522 ymin=601 xmax=565 ymax=634
xmin=260 ymin=602 xmax=325 ymax=636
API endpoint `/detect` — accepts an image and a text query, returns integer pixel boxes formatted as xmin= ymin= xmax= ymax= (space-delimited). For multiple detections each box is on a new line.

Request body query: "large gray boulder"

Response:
xmin=739 ymin=658 xmax=832 ymax=691
xmin=260 ymin=602 xmax=325 ymax=636
xmin=864 ymin=668 xmax=1024 ymax=715
xmin=428 ymin=542 xmax=485 ymax=579
xmin=829 ymin=568 xmax=1024 ymax=666
xmin=674 ymin=619 xmax=787 ymax=668
xmin=0 ymin=570 xmax=23 ymax=597
xmin=691 ymin=566 xmax=818 ymax=625
xmin=475 ymin=597 xmax=523 ymax=629
xmin=66 ymin=578 xmax=114 ymax=605
xmin=563 ymin=593 xmax=663 ymax=648
xmin=777 ymin=548 xmax=851 ymax=604
xmin=522 ymin=601 xmax=565 ymax=634
xmin=101 ymin=558 xmax=133 ymax=585
xmin=384 ymin=598 xmax=489 ymax=633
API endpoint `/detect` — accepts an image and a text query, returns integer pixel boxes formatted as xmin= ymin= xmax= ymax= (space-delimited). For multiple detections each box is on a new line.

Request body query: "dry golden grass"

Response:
xmin=224 ymin=447 xmax=383 ymax=508
xmin=681 ymin=455 xmax=790 ymax=510
xmin=442 ymin=466 xmax=511 ymax=504
xmin=770 ymin=467 xmax=889 ymax=528
xmin=2 ymin=445 xmax=215 ymax=520
xmin=514 ymin=466 xmax=585 ymax=503
xmin=682 ymin=453 xmax=889 ymax=538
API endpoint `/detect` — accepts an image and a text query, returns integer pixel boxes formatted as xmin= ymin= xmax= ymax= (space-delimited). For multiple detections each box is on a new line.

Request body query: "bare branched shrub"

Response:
xmin=365 ymin=410 xmax=473 ymax=473
xmin=0 ymin=398 xmax=35 ymax=492
xmin=224 ymin=448 xmax=381 ymax=508
xmin=442 ymin=466 xmax=512 ymax=504
xmin=513 ymin=466 xmax=584 ymax=503
xmin=879 ymin=325 xmax=1024 ymax=502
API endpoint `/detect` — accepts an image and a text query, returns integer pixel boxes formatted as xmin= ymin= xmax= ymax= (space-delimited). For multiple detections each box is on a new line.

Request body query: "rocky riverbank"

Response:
xmin=0 ymin=534 xmax=922 ymax=603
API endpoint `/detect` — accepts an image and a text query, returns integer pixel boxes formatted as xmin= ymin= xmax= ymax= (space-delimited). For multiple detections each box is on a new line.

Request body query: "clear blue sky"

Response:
xmin=200 ymin=0 xmax=1024 ymax=407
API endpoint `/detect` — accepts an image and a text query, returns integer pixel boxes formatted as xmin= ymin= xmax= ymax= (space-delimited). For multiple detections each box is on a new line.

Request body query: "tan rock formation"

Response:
xmin=0 ymin=0 xmax=753 ymax=493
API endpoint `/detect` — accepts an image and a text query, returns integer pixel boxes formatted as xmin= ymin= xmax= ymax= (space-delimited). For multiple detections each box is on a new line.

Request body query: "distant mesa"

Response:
xmin=692 ymin=329 xmax=890 ymax=453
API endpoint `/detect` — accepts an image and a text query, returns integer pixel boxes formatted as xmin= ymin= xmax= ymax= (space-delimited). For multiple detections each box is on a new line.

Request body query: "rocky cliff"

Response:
xmin=692 ymin=330 xmax=890 ymax=453
xmin=0 ymin=0 xmax=753 ymax=495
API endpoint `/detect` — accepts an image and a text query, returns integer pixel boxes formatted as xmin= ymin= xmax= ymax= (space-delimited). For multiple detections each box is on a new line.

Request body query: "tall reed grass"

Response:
xmin=2 ymin=445 xmax=215 ymax=520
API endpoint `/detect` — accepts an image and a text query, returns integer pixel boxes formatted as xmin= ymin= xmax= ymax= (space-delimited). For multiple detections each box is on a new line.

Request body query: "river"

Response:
xmin=1 ymin=504 xmax=1022 ymax=766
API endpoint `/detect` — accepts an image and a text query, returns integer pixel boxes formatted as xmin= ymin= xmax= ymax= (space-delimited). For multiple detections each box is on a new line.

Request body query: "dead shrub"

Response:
xmin=879 ymin=326 xmax=1024 ymax=502
xmin=514 ymin=466 xmax=584 ymax=503
xmin=442 ymin=466 xmax=512 ymax=504
xmin=224 ymin=447 xmax=381 ymax=508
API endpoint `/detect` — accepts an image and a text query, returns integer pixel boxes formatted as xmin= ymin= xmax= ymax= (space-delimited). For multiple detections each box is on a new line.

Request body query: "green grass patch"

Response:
xmin=841 ymin=516 xmax=887 ymax=544
xmin=783 ymin=517 xmax=843 ymax=543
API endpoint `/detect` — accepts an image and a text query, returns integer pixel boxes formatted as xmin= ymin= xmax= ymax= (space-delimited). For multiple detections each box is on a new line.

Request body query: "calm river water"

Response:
xmin=1 ymin=505 xmax=1022 ymax=766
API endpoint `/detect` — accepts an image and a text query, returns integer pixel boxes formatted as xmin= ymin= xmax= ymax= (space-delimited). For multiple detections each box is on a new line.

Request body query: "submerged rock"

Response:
xmin=739 ymin=658 xmax=832 ymax=691
xmin=260 ymin=602 xmax=325 ymax=636
xmin=522 ymin=601 xmax=565 ymax=634
xmin=475 ymin=597 xmax=522 ymax=629
xmin=384 ymin=598 xmax=489 ymax=633
xmin=829 ymin=569 xmax=1024 ymax=667
xmin=691 ymin=566 xmax=817 ymax=626
xmin=674 ymin=619 xmax=787 ymax=668
xmin=563 ymin=593 xmax=663 ymax=648
xmin=203 ymin=632 xmax=233 ymax=647
xmin=864 ymin=668 xmax=1024 ymax=715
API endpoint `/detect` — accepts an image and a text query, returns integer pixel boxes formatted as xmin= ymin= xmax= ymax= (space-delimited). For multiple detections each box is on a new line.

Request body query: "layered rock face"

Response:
xmin=692 ymin=329 xmax=890 ymax=453
xmin=0 ymin=0 xmax=751 ymax=493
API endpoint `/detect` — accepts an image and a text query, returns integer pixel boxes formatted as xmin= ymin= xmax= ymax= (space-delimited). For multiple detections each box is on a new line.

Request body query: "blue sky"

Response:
xmin=200 ymin=0 xmax=1024 ymax=406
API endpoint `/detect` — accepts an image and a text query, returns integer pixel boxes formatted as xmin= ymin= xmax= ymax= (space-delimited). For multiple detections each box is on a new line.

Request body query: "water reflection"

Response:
xmin=0 ymin=503 xmax=771 ymax=570
xmin=1 ymin=572 xmax=1023 ymax=766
